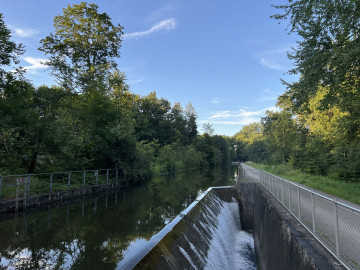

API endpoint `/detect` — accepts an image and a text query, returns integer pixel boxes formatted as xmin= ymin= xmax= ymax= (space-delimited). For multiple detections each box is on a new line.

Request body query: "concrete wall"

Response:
xmin=236 ymin=182 xmax=345 ymax=270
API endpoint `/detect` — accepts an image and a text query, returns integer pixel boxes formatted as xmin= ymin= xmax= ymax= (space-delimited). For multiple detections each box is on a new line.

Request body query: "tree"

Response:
xmin=233 ymin=123 xmax=264 ymax=144
xmin=273 ymin=1 xmax=360 ymax=116
xmin=185 ymin=103 xmax=198 ymax=142
xmin=262 ymin=110 xmax=297 ymax=164
xmin=39 ymin=2 xmax=124 ymax=93
xmin=0 ymin=13 xmax=25 ymax=88
xmin=202 ymin=123 xmax=214 ymax=136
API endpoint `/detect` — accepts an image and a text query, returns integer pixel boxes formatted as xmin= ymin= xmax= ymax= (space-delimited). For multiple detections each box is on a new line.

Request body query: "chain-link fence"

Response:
xmin=258 ymin=169 xmax=360 ymax=270
xmin=0 ymin=168 xmax=126 ymax=202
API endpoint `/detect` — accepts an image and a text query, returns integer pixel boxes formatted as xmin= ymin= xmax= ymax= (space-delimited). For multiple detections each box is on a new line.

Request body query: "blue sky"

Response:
xmin=2 ymin=0 xmax=297 ymax=136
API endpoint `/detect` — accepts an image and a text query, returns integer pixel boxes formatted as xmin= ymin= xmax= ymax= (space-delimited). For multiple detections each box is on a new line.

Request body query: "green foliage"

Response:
xmin=0 ymin=5 xmax=234 ymax=181
xmin=233 ymin=122 xmax=263 ymax=144
xmin=39 ymin=2 xmax=124 ymax=93
xmin=0 ymin=13 xmax=25 ymax=87
xmin=230 ymin=1 xmax=360 ymax=184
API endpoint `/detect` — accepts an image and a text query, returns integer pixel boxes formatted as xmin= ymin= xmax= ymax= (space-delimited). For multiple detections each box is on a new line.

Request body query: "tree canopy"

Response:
xmin=233 ymin=0 xmax=360 ymax=182
xmin=0 ymin=7 xmax=235 ymax=177
xmin=39 ymin=2 xmax=124 ymax=93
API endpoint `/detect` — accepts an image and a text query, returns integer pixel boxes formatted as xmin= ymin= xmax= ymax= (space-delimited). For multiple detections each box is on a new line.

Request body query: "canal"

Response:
xmin=0 ymin=168 xmax=235 ymax=269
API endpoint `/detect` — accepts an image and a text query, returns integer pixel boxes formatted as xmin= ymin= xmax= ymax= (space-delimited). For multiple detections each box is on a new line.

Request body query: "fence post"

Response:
xmin=50 ymin=173 xmax=53 ymax=192
xmin=68 ymin=171 xmax=71 ymax=190
xmin=83 ymin=171 xmax=86 ymax=187
xmin=288 ymin=182 xmax=291 ymax=212
xmin=0 ymin=175 xmax=2 ymax=200
xmin=16 ymin=178 xmax=19 ymax=212
xmin=311 ymin=191 xmax=316 ymax=233
xmin=272 ymin=175 xmax=275 ymax=194
xmin=281 ymin=179 xmax=284 ymax=203
xmin=297 ymin=186 xmax=301 ymax=219
xmin=106 ymin=169 xmax=109 ymax=184
xmin=96 ymin=170 xmax=99 ymax=185
xmin=276 ymin=177 xmax=279 ymax=198
xmin=26 ymin=174 xmax=30 ymax=197
xmin=334 ymin=199 xmax=340 ymax=259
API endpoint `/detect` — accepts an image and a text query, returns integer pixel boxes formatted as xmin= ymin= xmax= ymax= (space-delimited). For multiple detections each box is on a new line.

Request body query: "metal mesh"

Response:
xmin=338 ymin=204 xmax=360 ymax=269
xmin=299 ymin=189 xmax=313 ymax=232
xmin=314 ymin=195 xmax=337 ymax=254
xmin=259 ymin=169 xmax=360 ymax=270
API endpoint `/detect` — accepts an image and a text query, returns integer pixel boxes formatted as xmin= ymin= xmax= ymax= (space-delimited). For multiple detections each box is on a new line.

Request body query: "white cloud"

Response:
xmin=200 ymin=106 xmax=279 ymax=125
xmin=260 ymin=58 xmax=284 ymax=70
xmin=10 ymin=26 xmax=39 ymax=38
xmin=210 ymin=98 xmax=221 ymax=104
xmin=129 ymin=79 xmax=143 ymax=84
xmin=209 ymin=111 xmax=231 ymax=119
xmin=23 ymin=57 xmax=47 ymax=74
xmin=257 ymin=96 xmax=278 ymax=102
xmin=123 ymin=18 xmax=177 ymax=40
xmin=257 ymin=45 xmax=294 ymax=71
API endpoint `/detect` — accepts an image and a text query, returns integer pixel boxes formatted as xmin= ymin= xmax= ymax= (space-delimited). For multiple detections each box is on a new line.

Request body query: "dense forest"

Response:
xmin=234 ymin=1 xmax=360 ymax=182
xmin=0 ymin=3 xmax=235 ymax=178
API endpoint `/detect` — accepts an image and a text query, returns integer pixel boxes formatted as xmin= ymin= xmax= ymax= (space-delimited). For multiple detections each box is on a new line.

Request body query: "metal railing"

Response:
xmin=258 ymin=169 xmax=360 ymax=270
xmin=0 ymin=168 xmax=127 ymax=202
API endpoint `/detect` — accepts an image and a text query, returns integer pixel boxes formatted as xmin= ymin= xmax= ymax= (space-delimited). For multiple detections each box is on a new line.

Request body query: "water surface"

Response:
xmin=0 ymin=169 xmax=235 ymax=269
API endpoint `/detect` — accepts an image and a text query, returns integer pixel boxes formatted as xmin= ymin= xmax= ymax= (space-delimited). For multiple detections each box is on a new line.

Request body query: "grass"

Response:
xmin=247 ymin=163 xmax=360 ymax=205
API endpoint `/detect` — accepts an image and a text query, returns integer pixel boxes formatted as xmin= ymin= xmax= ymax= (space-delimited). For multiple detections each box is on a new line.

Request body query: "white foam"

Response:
xmin=179 ymin=246 xmax=197 ymax=269
xmin=204 ymin=199 xmax=256 ymax=270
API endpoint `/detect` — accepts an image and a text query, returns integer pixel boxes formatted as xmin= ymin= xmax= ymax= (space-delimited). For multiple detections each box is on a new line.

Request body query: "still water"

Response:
xmin=0 ymin=169 xmax=235 ymax=269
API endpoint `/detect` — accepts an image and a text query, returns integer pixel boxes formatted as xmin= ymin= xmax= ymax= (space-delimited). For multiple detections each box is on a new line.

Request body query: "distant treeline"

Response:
xmin=233 ymin=1 xmax=360 ymax=182
xmin=0 ymin=4 xmax=234 ymax=178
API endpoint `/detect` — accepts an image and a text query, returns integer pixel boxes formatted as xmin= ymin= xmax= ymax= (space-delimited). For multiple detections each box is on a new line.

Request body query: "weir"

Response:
xmin=119 ymin=182 xmax=346 ymax=270
xmin=118 ymin=187 xmax=257 ymax=269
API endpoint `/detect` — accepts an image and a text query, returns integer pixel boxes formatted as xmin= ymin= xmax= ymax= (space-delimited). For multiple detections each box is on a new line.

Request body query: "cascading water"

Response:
xmin=201 ymin=194 xmax=256 ymax=270
xmin=122 ymin=187 xmax=257 ymax=270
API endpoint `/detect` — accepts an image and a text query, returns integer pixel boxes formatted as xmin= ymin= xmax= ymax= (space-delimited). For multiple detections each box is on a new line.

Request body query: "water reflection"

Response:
xmin=0 ymin=168 xmax=235 ymax=269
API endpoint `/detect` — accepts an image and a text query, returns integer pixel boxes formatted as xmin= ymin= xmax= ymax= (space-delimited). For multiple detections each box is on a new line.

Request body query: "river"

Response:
xmin=0 ymin=168 xmax=236 ymax=269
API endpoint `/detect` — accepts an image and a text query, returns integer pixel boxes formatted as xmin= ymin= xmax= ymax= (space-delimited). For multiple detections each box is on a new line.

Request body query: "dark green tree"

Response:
xmin=0 ymin=13 xmax=25 ymax=88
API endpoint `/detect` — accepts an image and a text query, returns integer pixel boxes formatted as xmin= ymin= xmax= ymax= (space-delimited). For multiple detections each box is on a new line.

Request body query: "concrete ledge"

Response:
xmin=235 ymin=182 xmax=345 ymax=270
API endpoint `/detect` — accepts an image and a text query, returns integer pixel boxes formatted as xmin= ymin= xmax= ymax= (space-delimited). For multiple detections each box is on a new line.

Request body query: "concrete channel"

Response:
xmin=118 ymin=180 xmax=345 ymax=269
